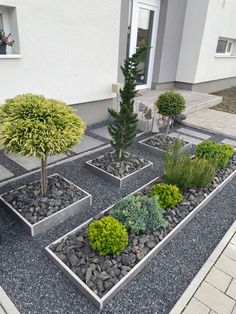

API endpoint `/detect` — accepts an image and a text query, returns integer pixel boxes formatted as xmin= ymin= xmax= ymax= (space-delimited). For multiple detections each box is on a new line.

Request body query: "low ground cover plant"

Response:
xmin=150 ymin=183 xmax=183 ymax=209
xmin=196 ymin=140 xmax=234 ymax=169
xmin=164 ymin=140 xmax=217 ymax=190
xmin=110 ymin=195 xmax=167 ymax=235
xmin=87 ymin=216 xmax=128 ymax=256
xmin=155 ymin=90 xmax=185 ymax=136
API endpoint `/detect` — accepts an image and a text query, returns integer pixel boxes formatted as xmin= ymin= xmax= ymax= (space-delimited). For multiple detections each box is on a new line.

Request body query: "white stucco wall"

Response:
xmin=176 ymin=0 xmax=209 ymax=83
xmin=195 ymin=0 xmax=236 ymax=83
xmin=0 ymin=0 xmax=121 ymax=104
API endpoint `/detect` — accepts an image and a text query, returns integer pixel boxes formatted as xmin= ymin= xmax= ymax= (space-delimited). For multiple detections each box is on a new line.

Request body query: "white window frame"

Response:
xmin=216 ymin=38 xmax=233 ymax=56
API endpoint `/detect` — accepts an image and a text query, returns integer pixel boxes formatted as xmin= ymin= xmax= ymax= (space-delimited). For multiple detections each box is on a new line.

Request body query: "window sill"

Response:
xmin=215 ymin=55 xmax=236 ymax=58
xmin=0 ymin=54 xmax=22 ymax=59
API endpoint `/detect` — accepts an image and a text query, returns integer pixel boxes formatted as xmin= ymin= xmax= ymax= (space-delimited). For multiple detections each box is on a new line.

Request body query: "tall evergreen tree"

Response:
xmin=108 ymin=49 xmax=144 ymax=160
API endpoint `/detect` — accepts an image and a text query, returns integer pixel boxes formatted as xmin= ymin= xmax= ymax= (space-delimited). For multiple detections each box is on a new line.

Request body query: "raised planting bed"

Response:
xmin=46 ymin=155 xmax=236 ymax=309
xmin=138 ymin=133 xmax=192 ymax=157
xmin=0 ymin=174 xmax=92 ymax=236
xmin=86 ymin=152 xmax=153 ymax=188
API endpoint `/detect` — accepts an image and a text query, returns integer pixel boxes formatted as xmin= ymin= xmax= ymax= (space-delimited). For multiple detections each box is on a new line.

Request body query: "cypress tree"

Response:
xmin=108 ymin=49 xmax=144 ymax=160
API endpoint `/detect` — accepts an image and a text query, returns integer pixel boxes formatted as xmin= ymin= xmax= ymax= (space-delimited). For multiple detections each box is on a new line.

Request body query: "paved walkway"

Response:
xmin=135 ymin=89 xmax=222 ymax=114
xmin=170 ymin=221 xmax=236 ymax=314
xmin=184 ymin=108 xmax=236 ymax=139
xmin=0 ymin=288 xmax=19 ymax=314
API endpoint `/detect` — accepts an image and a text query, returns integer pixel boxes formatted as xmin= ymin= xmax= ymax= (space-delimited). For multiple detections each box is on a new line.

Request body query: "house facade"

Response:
xmin=0 ymin=0 xmax=236 ymax=124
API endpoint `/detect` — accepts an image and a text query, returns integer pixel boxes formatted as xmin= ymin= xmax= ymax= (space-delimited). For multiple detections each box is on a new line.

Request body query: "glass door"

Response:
xmin=129 ymin=1 xmax=160 ymax=89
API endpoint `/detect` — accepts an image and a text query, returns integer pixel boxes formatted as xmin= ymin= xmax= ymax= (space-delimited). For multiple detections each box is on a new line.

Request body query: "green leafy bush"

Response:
xmin=110 ymin=195 xmax=167 ymax=235
xmin=164 ymin=140 xmax=216 ymax=190
xmin=150 ymin=183 xmax=183 ymax=209
xmin=87 ymin=216 xmax=128 ymax=256
xmin=155 ymin=90 xmax=185 ymax=136
xmin=155 ymin=90 xmax=185 ymax=117
xmin=0 ymin=94 xmax=86 ymax=195
xmin=196 ymin=140 xmax=234 ymax=169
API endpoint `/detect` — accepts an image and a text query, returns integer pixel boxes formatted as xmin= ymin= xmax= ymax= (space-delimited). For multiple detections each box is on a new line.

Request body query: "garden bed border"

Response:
xmin=0 ymin=173 xmax=92 ymax=236
xmin=45 ymin=167 xmax=236 ymax=309
xmin=85 ymin=155 xmax=153 ymax=188
xmin=138 ymin=135 xmax=193 ymax=157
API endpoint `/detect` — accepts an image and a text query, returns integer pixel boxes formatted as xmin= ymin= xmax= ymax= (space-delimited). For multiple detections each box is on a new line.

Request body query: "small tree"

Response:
xmin=155 ymin=90 xmax=185 ymax=137
xmin=0 ymin=94 xmax=86 ymax=196
xmin=108 ymin=49 xmax=144 ymax=160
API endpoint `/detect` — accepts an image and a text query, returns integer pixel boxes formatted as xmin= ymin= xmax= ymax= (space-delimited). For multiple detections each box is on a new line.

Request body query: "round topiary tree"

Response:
xmin=0 ymin=94 xmax=86 ymax=195
xmin=155 ymin=90 xmax=185 ymax=137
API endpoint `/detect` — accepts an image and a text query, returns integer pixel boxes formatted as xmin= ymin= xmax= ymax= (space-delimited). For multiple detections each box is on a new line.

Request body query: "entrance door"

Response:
xmin=129 ymin=0 xmax=160 ymax=89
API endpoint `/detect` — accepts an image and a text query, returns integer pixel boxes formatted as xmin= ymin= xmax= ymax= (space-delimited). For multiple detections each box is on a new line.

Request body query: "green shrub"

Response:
xmin=155 ymin=90 xmax=185 ymax=117
xmin=164 ymin=140 xmax=216 ymax=190
xmin=0 ymin=94 xmax=86 ymax=195
xmin=196 ymin=140 xmax=234 ymax=169
xmin=155 ymin=90 xmax=185 ymax=136
xmin=87 ymin=216 xmax=128 ymax=256
xmin=110 ymin=195 xmax=167 ymax=235
xmin=150 ymin=183 xmax=183 ymax=209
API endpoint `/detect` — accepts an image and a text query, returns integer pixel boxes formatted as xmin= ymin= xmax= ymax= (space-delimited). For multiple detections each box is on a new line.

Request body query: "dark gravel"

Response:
xmin=143 ymin=133 xmax=188 ymax=151
xmin=0 ymin=125 xmax=236 ymax=314
xmin=90 ymin=151 xmax=150 ymax=178
xmin=2 ymin=174 xmax=86 ymax=224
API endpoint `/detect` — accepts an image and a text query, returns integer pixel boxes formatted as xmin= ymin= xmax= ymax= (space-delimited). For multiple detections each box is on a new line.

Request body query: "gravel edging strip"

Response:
xmin=169 ymin=219 xmax=236 ymax=314
xmin=46 ymin=167 xmax=236 ymax=309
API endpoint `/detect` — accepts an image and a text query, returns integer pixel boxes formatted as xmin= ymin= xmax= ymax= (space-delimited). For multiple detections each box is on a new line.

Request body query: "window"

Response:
xmin=0 ymin=6 xmax=20 ymax=56
xmin=0 ymin=13 xmax=3 ymax=30
xmin=216 ymin=38 xmax=233 ymax=55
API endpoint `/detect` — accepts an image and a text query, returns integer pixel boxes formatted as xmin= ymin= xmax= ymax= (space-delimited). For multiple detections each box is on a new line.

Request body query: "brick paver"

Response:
xmin=205 ymin=267 xmax=232 ymax=292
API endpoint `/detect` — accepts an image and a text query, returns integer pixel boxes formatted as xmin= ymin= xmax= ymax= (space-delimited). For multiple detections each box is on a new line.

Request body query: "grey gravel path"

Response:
xmin=0 ymin=125 xmax=235 ymax=314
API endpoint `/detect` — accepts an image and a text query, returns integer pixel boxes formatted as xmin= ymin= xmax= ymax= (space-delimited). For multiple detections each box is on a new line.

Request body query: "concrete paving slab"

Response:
xmin=70 ymin=135 xmax=104 ymax=154
xmin=222 ymin=138 xmax=236 ymax=147
xmin=0 ymin=288 xmax=19 ymax=314
xmin=169 ymin=132 xmax=202 ymax=145
xmin=194 ymin=281 xmax=235 ymax=314
xmin=0 ymin=165 xmax=13 ymax=181
xmin=90 ymin=126 xmax=111 ymax=140
xmin=5 ymin=153 xmax=67 ymax=171
xmin=184 ymin=109 xmax=236 ymax=138
xmin=177 ymin=127 xmax=211 ymax=140
xmin=182 ymin=298 xmax=210 ymax=314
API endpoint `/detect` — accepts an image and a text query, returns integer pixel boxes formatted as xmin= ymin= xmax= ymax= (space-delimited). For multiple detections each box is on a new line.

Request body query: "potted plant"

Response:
xmin=0 ymin=29 xmax=14 ymax=54
xmin=0 ymin=94 xmax=91 ymax=236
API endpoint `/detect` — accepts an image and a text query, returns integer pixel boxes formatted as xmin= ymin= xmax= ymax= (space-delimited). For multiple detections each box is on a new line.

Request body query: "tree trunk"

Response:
xmin=165 ymin=117 xmax=172 ymax=138
xmin=41 ymin=157 xmax=48 ymax=196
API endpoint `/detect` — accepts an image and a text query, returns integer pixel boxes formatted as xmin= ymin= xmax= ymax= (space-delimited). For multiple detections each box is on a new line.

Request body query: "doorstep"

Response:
xmin=170 ymin=219 xmax=236 ymax=314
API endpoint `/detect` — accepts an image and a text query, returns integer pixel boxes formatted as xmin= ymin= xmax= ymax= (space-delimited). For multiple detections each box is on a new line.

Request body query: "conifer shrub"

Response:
xmin=196 ymin=140 xmax=234 ymax=169
xmin=164 ymin=139 xmax=217 ymax=190
xmin=0 ymin=94 xmax=86 ymax=195
xmin=87 ymin=216 xmax=128 ymax=256
xmin=150 ymin=183 xmax=183 ymax=209
xmin=110 ymin=195 xmax=168 ymax=235
xmin=108 ymin=48 xmax=145 ymax=160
